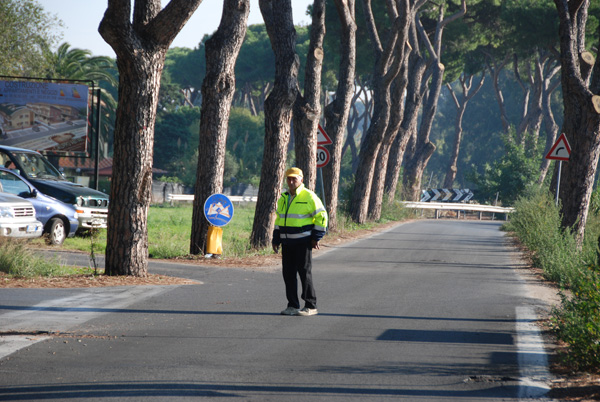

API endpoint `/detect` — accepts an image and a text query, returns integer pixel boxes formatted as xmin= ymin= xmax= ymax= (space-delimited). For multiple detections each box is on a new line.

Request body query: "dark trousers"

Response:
xmin=281 ymin=243 xmax=316 ymax=309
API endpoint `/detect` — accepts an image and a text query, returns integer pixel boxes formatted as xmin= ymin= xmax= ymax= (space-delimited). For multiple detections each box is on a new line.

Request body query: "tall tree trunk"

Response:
xmin=322 ymin=0 xmax=356 ymax=231
xmin=368 ymin=59 xmax=409 ymax=220
xmin=553 ymin=0 xmax=600 ymax=247
xmin=384 ymin=48 xmax=426 ymax=201
xmin=553 ymin=0 xmax=600 ymax=246
xmin=190 ymin=0 xmax=249 ymax=255
xmin=442 ymin=72 xmax=485 ymax=188
xmin=99 ymin=0 xmax=202 ymax=276
xmin=514 ymin=53 xmax=546 ymax=151
xmin=250 ymin=0 xmax=299 ymax=249
xmin=401 ymin=64 xmax=440 ymax=201
xmin=513 ymin=53 xmax=532 ymax=146
xmin=402 ymin=1 xmax=465 ymax=201
xmin=292 ymin=0 xmax=326 ymax=191
xmin=484 ymin=52 xmax=512 ymax=135
xmin=349 ymin=0 xmax=409 ymax=224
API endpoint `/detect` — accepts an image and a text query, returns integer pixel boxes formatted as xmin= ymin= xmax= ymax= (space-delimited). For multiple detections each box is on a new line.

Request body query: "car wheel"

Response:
xmin=46 ymin=218 xmax=66 ymax=245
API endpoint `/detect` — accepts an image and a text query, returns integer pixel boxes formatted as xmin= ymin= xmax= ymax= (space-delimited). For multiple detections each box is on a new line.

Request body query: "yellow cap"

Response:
xmin=285 ymin=167 xmax=303 ymax=178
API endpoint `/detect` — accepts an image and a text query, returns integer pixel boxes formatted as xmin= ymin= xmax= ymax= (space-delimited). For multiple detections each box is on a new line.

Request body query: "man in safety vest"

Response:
xmin=272 ymin=167 xmax=328 ymax=316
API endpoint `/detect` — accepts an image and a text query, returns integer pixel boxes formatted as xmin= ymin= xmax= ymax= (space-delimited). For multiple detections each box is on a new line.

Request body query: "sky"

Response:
xmin=38 ymin=0 xmax=314 ymax=57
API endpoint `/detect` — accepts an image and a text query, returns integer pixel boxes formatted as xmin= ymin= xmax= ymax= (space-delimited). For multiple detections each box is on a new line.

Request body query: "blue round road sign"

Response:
xmin=204 ymin=194 xmax=234 ymax=227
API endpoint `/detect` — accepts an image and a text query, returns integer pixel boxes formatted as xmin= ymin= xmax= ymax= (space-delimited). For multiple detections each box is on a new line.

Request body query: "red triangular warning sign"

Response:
xmin=545 ymin=133 xmax=571 ymax=161
xmin=317 ymin=124 xmax=333 ymax=145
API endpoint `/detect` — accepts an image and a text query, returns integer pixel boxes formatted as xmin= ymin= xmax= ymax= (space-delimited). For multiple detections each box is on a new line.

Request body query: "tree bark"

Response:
xmin=484 ymin=52 xmax=512 ymax=135
xmin=190 ymin=0 xmax=249 ymax=255
xmin=384 ymin=46 xmax=426 ymax=201
xmin=349 ymin=0 xmax=410 ymax=224
xmin=322 ymin=0 xmax=356 ymax=231
xmin=513 ymin=53 xmax=532 ymax=146
xmin=250 ymin=0 xmax=299 ymax=249
xmin=514 ymin=53 xmax=547 ymax=151
xmin=402 ymin=1 xmax=466 ymax=201
xmin=292 ymin=0 xmax=326 ymax=191
xmin=99 ymin=0 xmax=202 ymax=276
xmin=368 ymin=57 xmax=410 ymax=220
xmin=553 ymin=0 xmax=600 ymax=248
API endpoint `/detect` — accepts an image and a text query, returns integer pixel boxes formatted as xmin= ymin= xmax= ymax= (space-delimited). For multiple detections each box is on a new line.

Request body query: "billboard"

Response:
xmin=0 ymin=80 xmax=90 ymax=156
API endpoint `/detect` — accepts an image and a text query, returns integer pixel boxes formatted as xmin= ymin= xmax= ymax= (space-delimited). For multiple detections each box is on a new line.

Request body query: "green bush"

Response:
xmin=507 ymin=188 xmax=600 ymax=372
xmin=468 ymin=131 xmax=541 ymax=204
xmin=504 ymin=189 xmax=582 ymax=287
xmin=380 ymin=197 xmax=418 ymax=222
xmin=553 ymin=266 xmax=600 ymax=371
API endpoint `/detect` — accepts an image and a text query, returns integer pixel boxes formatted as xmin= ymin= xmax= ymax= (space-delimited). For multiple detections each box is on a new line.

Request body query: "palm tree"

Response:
xmin=44 ymin=43 xmax=118 ymax=87
xmin=43 ymin=43 xmax=119 ymax=157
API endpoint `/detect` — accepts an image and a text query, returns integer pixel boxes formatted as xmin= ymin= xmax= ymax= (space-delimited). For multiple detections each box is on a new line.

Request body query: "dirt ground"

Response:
xmin=1 ymin=219 xmax=599 ymax=400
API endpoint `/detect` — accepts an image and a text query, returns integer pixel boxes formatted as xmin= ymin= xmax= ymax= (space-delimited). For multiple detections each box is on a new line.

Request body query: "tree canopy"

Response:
xmin=0 ymin=0 xmax=61 ymax=76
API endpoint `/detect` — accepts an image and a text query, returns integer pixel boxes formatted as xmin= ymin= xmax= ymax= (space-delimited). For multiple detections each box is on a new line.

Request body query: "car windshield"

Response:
xmin=12 ymin=151 xmax=64 ymax=180
xmin=0 ymin=170 xmax=31 ymax=197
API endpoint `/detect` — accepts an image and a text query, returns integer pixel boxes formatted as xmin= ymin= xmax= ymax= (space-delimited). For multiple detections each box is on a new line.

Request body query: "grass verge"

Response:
xmin=20 ymin=200 xmax=417 ymax=269
xmin=504 ymin=188 xmax=600 ymax=372
xmin=0 ymin=238 xmax=85 ymax=278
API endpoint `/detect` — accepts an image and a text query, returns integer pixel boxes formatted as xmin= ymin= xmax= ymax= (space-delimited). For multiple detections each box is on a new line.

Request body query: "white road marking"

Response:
xmin=516 ymin=306 xmax=553 ymax=399
xmin=0 ymin=286 xmax=176 ymax=359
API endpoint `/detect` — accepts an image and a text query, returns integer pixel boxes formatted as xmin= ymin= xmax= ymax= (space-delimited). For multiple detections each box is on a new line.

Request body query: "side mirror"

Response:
xmin=31 ymin=189 xmax=38 ymax=198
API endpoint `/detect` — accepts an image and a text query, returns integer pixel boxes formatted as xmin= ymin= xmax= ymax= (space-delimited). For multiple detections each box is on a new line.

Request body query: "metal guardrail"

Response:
xmin=166 ymin=195 xmax=510 ymax=218
xmin=401 ymin=201 xmax=514 ymax=220
xmin=166 ymin=194 xmax=258 ymax=203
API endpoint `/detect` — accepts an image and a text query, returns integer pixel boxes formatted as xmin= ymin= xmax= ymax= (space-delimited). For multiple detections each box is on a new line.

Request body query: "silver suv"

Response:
xmin=0 ymin=193 xmax=43 ymax=238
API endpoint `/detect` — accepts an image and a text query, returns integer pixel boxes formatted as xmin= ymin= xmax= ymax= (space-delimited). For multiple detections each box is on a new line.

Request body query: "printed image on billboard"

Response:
xmin=0 ymin=80 xmax=90 ymax=155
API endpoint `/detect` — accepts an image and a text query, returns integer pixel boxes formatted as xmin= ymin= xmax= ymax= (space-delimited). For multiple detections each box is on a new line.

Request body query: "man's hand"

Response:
xmin=311 ymin=239 xmax=320 ymax=250
xmin=272 ymin=243 xmax=280 ymax=254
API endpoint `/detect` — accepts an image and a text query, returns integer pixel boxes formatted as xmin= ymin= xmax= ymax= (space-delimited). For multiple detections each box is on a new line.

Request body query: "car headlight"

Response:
xmin=0 ymin=206 xmax=15 ymax=218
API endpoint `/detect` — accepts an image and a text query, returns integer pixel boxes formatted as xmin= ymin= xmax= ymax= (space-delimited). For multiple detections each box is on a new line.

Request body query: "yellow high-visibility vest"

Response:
xmin=273 ymin=183 xmax=327 ymax=245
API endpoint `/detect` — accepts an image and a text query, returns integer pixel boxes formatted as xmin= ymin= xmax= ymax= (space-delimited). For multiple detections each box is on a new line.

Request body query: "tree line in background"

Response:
xmin=3 ymin=0 xmax=600 ymax=276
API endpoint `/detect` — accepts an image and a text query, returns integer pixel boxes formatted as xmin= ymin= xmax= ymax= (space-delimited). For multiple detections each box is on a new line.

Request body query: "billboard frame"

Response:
xmin=0 ymin=75 xmax=102 ymax=189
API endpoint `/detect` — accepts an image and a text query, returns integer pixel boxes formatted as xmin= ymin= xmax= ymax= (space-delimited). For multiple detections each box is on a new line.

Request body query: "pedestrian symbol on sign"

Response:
xmin=204 ymin=194 xmax=234 ymax=227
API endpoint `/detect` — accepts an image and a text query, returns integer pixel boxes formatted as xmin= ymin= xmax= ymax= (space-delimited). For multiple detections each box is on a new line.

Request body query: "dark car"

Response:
xmin=0 ymin=145 xmax=108 ymax=231
xmin=0 ymin=167 xmax=79 ymax=245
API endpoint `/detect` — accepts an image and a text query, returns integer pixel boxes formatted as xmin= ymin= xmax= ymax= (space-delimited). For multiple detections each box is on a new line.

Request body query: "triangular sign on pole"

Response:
xmin=317 ymin=124 xmax=333 ymax=145
xmin=545 ymin=133 xmax=571 ymax=161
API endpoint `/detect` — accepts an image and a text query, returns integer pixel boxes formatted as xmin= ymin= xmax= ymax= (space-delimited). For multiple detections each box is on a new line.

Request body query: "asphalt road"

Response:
xmin=0 ymin=220 xmax=554 ymax=401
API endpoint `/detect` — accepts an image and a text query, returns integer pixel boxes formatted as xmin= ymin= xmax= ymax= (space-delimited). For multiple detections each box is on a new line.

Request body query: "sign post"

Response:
xmin=316 ymin=124 xmax=333 ymax=210
xmin=204 ymin=193 xmax=234 ymax=257
xmin=545 ymin=133 xmax=571 ymax=206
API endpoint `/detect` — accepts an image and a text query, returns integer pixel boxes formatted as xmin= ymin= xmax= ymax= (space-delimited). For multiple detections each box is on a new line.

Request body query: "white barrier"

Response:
xmin=401 ymin=201 xmax=514 ymax=220
xmin=166 ymin=194 xmax=258 ymax=203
